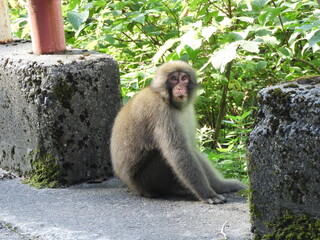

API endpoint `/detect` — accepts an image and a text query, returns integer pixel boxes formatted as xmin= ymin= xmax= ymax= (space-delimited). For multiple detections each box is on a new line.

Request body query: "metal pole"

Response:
xmin=0 ymin=0 xmax=12 ymax=43
xmin=27 ymin=0 xmax=66 ymax=54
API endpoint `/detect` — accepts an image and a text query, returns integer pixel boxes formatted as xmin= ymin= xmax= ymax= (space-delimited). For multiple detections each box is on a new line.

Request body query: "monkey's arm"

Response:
xmin=153 ymin=118 xmax=226 ymax=204
xmin=195 ymin=151 xmax=247 ymax=193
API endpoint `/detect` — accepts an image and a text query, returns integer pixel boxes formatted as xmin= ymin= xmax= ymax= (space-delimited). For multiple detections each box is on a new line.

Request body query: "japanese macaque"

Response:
xmin=110 ymin=61 xmax=246 ymax=204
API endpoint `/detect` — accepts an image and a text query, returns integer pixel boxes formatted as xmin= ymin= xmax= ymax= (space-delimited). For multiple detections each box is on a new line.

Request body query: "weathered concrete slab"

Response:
xmin=0 ymin=222 xmax=28 ymax=240
xmin=247 ymin=76 xmax=320 ymax=238
xmin=0 ymin=41 xmax=121 ymax=185
xmin=0 ymin=169 xmax=252 ymax=240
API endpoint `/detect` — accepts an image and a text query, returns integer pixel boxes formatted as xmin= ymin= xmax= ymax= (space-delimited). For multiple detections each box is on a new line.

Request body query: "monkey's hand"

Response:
xmin=206 ymin=194 xmax=227 ymax=204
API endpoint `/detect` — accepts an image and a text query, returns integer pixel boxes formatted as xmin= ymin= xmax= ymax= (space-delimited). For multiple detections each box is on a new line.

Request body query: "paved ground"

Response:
xmin=0 ymin=169 xmax=252 ymax=240
xmin=0 ymin=222 xmax=29 ymax=240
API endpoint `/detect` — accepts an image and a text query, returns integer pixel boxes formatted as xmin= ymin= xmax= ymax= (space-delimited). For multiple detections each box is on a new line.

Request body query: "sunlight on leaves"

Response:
xmin=239 ymin=40 xmax=261 ymax=53
xmin=152 ymin=38 xmax=180 ymax=64
xmin=180 ymin=30 xmax=202 ymax=50
xmin=209 ymin=43 xmax=237 ymax=73
xmin=201 ymin=26 xmax=218 ymax=41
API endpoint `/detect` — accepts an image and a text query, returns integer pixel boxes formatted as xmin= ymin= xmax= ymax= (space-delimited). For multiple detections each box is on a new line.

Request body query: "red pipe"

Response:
xmin=28 ymin=0 xmax=66 ymax=54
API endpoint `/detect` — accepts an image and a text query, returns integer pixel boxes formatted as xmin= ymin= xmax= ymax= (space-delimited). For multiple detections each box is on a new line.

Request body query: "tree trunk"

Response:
xmin=212 ymin=61 xmax=233 ymax=148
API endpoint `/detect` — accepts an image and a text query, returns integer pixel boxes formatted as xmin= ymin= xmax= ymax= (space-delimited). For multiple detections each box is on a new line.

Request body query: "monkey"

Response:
xmin=110 ymin=60 xmax=246 ymax=204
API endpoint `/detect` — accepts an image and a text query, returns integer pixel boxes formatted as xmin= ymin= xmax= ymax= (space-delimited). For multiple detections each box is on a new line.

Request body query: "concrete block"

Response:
xmin=247 ymin=76 xmax=320 ymax=237
xmin=0 ymin=41 xmax=122 ymax=185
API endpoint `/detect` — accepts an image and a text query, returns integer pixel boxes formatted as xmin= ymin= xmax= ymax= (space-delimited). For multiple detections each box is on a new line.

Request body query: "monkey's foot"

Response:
xmin=206 ymin=195 xmax=227 ymax=204
xmin=140 ymin=191 xmax=160 ymax=198
xmin=218 ymin=179 xmax=247 ymax=194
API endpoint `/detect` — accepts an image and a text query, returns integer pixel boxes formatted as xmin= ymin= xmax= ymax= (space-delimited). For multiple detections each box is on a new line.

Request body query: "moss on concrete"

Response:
xmin=24 ymin=150 xmax=61 ymax=188
xmin=295 ymin=75 xmax=320 ymax=85
xmin=267 ymin=88 xmax=292 ymax=102
xmin=52 ymin=81 xmax=76 ymax=112
xmin=283 ymin=83 xmax=299 ymax=88
xmin=258 ymin=213 xmax=320 ymax=240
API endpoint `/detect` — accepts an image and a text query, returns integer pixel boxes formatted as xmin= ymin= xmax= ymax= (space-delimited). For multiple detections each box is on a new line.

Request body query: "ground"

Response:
xmin=0 ymin=168 xmax=252 ymax=240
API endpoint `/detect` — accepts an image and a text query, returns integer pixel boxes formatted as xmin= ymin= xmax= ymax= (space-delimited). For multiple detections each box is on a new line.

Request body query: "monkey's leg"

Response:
xmin=163 ymin=151 xmax=227 ymax=204
xmin=154 ymin=125 xmax=228 ymax=204
xmin=133 ymin=152 xmax=186 ymax=197
xmin=195 ymin=151 xmax=246 ymax=194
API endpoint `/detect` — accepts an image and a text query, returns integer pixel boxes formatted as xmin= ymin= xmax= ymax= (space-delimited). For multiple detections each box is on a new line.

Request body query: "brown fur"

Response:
xmin=110 ymin=61 xmax=246 ymax=204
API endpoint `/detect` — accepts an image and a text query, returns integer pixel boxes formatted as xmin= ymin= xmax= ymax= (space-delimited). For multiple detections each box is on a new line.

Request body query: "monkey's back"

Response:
xmin=110 ymin=87 xmax=169 ymax=180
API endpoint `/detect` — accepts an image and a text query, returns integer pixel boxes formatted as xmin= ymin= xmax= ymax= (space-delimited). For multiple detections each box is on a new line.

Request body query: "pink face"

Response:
xmin=167 ymin=71 xmax=190 ymax=103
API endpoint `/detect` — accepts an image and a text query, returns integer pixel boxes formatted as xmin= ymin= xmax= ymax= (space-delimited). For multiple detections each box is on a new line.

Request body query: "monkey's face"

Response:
xmin=167 ymin=71 xmax=190 ymax=107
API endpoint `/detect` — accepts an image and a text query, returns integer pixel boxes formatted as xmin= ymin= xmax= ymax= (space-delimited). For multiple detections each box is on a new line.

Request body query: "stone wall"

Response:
xmin=247 ymin=76 xmax=320 ymax=238
xmin=0 ymin=41 xmax=122 ymax=185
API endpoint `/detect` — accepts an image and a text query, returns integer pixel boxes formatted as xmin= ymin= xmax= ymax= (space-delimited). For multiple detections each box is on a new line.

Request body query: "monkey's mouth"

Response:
xmin=174 ymin=95 xmax=187 ymax=102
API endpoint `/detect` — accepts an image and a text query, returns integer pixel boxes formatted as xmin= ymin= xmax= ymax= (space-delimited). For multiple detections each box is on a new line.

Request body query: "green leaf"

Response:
xmin=105 ymin=34 xmax=115 ymax=44
xmin=230 ymin=91 xmax=245 ymax=105
xmin=288 ymin=31 xmax=300 ymax=45
xmin=161 ymin=17 xmax=176 ymax=25
xmin=67 ymin=10 xmax=89 ymax=30
xmin=251 ymin=0 xmax=270 ymax=8
xmin=256 ymin=61 xmax=267 ymax=71
xmin=209 ymin=43 xmax=237 ymax=73
xmin=127 ymin=22 xmax=135 ymax=32
xmin=217 ymin=144 xmax=234 ymax=153
xmin=278 ymin=47 xmax=292 ymax=57
xmin=142 ymin=25 xmax=159 ymax=33
xmin=111 ymin=10 xmax=122 ymax=16
xmin=312 ymin=44 xmax=320 ymax=53
xmin=240 ymin=111 xmax=252 ymax=119
xmin=201 ymin=26 xmax=218 ymax=41
xmin=180 ymin=30 xmax=202 ymax=50
xmin=259 ymin=35 xmax=280 ymax=46
xmin=268 ymin=8 xmax=281 ymax=21
xmin=258 ymin=11 xmax=268 ymax=24
xmin=236 ymin=17 xmax=255 ymax=24
xmin=259 ymin=7 xmax=281 ymax=25
xmin=152 ymin=38 xmax=180 ymax=63
xmin=68 ymin=0 xmax=80 ymax=9
xmin=307 ymin=30 xmax=320 ymax=47
xmin=221 ymin=76 xmax=229 ymax=86
xmin=239 ymin=40 xmax=260 ymax=53
xmin=227 ymin=32 xmax=245 ymax=42
xmin=299 ymin=24 xmax=313 ymax=31
xmin=132 ymin=14 xmax=145 ymax=24
xmin=185 ymin=45 xmax=200 ymax=61
xmin=180 ymin=54 xmax=190 ymax=62
xmin=165 ymin=51 xmax=179 ymax=61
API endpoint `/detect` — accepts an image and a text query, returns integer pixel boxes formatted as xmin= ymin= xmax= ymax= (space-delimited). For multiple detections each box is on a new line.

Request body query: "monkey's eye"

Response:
xmin=170 ymin=76 xmax=178 ymax=81
xmin=181 ymin=75 xmax=188 ymax=81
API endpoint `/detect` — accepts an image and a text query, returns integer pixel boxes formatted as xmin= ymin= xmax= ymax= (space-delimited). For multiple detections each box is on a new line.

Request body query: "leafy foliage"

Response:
xmin=8 ymin=0 xmax=320 ymax=182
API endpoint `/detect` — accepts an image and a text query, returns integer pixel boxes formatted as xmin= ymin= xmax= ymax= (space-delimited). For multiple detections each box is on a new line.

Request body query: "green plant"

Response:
xmin=8 ymin=0 xmax=320 ymax=182
xmin=207 ymin=111 xmax=252 ymax=183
